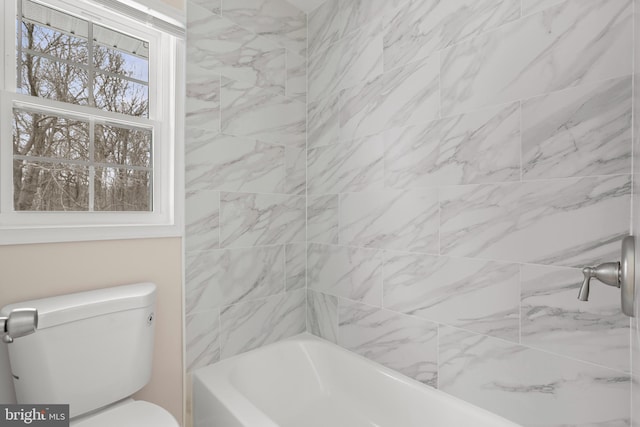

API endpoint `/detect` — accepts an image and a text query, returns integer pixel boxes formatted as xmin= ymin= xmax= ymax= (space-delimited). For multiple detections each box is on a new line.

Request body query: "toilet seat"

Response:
xmin=71 ymin=400 xmax=179 ymax=427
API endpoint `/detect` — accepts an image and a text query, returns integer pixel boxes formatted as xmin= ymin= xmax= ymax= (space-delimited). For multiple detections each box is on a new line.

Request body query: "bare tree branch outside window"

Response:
xmin=12 ymin=0 xmax=152 ymax=212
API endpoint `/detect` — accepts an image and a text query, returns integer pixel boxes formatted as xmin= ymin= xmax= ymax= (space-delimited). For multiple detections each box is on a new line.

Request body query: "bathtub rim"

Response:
xmin=192 ymin=333 xmax=522 ymax=427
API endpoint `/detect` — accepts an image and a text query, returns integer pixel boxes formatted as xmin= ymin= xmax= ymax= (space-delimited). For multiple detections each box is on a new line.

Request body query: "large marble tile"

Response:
xmin=286 ymin=51 xmax=306 ymax=103
xmin=307 ymin=290 xmax=338 ymax=343
xmin=339 ymin=190 xmax=439 ymax=253
xmin=221 ymin=78 xmax=306 ymax=147
xmin=307 ymin=243 xmax=383 ymax=306
xmin=186 ymin=69 xmax=221 ymax=132
xmin=521 ymin=0 xmax=565 ymax=16
xmin=309 ymin=17 xmax=385 ymax=102
xmin=634 ymin=311 xmax=640 ymax=427
xmin=384 ymin=0 xmax=520 ymax=70
xmin=339 ymin=0 xmax=390 ymax=37
xmin=188 ymin=0 xmax=220 ymax=14
xmin=220 ymin=289 xmax=306 ymax=358
xmin=222 ymin=0 xmax=307 ymax=56
xmin=440 ymin=175 xmax=631 ymax=267
xmin=521 ymin=264 xmax=630 ymax=373
xmin=187 ymin=4 xmax=286 ymax=94
xmin=308 ymin=93 xmax=340 ymax=149
xmin=634 ymin=2 xmax=640 ymax=422
xmin=308 ymin=41 xmax=342 ymax=103
xmin=186 ymin=309 xmax=220 ymax=372
xmin=285 ymin=242 xmax=306 ymax=291
xmin=338 ymin=22 xmax=383 ymax=93
xmin=339 ymin=300 xmax=438 ymax=386
xmin=186 ymin=133 xmax=285 ymax=194
xmin=219 ymin=192 xmax=305 ymax=248
xmin=635 ymin=0 xmax=640 ymax=179
xmin=384 ymin=254 xmax=519 ymax=341
xmin=308 ymin=0 xmax=341 ymax=58
xmin=441 ymin=0 xmax=632 ymax=116
xmin=284 ymin=143 xmax=306 ymax=195
xmin=307 ymin=194 xmax=339 ymax=244
xmin=185 ymin=126 xmax=213 ymax=170
xmin=439 ymin=326 xmax=631 ymax=427
xmin=340 ymin=55 xmax=440 ymax=142
xmin=377 ymin=53 xmax=441 ymax=132
xmin=185 ymin=190 xmax=220 ymax=253
xmin=385 ymin=102 xmax=520 ymax=189
xmin=307 ymin=134 xmax=384 ymax=195
xmin=185 ymin=246 xmax=285 ymax=315
xmin=522 ymin=76 xmax=632 ymax=180
xmin=337 ymin=77 xmax=386 ymax=141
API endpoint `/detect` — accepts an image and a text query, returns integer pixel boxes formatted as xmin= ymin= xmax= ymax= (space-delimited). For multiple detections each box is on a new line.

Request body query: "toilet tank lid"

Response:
xmin=0 ymin=283 xmax=157 ymax=329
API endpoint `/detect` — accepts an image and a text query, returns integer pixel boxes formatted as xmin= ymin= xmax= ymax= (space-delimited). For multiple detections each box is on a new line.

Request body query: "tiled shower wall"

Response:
xmin=306 ymin=0 xmax=635 ymax=426
xmin=633 ymin=0 xmax=640 ymax=426
xmin=184 ymin=0 xmax=308 ymax=372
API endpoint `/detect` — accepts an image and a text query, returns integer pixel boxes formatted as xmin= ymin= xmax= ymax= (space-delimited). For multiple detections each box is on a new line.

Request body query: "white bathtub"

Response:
xmin=192 ymin=334 xmax=521 ymax=427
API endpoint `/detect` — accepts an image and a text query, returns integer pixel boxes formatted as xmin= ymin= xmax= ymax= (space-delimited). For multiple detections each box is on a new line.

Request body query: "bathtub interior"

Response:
xmin=201 ymin=335 xmax=520 ymax=427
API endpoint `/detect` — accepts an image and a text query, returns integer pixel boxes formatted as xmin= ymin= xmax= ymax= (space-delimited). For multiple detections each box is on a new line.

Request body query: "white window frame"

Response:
xmin=0 ymin=0 xmax=184 ymax=245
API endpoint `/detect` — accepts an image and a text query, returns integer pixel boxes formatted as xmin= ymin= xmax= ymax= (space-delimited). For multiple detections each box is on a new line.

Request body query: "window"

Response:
xmin=0 ymin=0 xmax=184 ymax=244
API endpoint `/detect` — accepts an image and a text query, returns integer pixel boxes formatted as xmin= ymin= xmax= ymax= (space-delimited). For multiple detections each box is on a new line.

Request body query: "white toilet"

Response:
xmin=1 ymin=283 xmax=179 ymax=427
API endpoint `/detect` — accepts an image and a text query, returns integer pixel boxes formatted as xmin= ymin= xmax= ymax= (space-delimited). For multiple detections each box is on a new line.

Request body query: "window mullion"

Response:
xmin=12 ymin=92 xmax=157 ymax=128
xmin=88 ymin=21 xmax=94 ymax=108
xmin=16 ymin=0 xmax=23 ymax=90
xmin=89 ymin=117 xmax=95 ymax=212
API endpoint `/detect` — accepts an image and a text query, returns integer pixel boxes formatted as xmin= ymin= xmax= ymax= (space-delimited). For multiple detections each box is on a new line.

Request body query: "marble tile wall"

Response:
xmin=307 ymin=0 xmax=634 ymax=426
xmin=632 ymin=1 xmax=640 ymax=426
xmin=185 ymin=0 xmax=307 ymax=373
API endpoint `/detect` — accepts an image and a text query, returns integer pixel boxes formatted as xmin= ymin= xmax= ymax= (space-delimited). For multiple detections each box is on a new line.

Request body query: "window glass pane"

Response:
xmin=13 ymin=160 xmax=89 ymax=211
xmin=93 ymin=25 xmax=149 ymax=82
xmin=94 ymin=73 xmax=149 ymax=117
xmin=19 ymin=53 xmax=89 ymax=104
xmin=94 ymin=167 xmax=151 ymax=211
xmin=20 ymin=21 xmax=89 ymax=63
xmin=93 ymin=25 xmax=148 ymax=59
xmin=13 ymin=109 xmax=89 ymax=161
xmin=95 ymin=124 xmax=151 ymax=167
xmin=18 ymin=1 xmax=150 ymax=117
xmin=94 ymin=46 xmax=149 ymax=82
xmin=21 ymin=0 xmax=89 ymax=38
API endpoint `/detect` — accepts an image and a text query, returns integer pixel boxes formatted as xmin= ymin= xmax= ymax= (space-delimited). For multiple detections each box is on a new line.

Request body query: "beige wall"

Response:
xmin=0 ymin=238 xmax=183 ymax=425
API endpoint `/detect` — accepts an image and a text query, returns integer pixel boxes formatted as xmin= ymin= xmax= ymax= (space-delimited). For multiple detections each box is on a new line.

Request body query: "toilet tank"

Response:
xmin=1 ymin=283 xmax=157 ymax=418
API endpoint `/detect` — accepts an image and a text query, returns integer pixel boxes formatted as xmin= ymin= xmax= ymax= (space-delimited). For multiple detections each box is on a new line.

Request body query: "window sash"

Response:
xmin=20 ymin=48 xmax=150 ymax=87
xmin=17 ymin=0 xmax=152 ymax=116
xmin=12 ymin=106 xmax=154 ymax=212
xmin=1 ymin=91 xmax=164 ymax=224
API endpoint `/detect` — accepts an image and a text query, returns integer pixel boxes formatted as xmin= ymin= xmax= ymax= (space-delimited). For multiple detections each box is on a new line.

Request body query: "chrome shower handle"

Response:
xmin=578 ymin=236 xmax=635 ymax=317
xmin=578 ymin=262 xmax=620 ymax=301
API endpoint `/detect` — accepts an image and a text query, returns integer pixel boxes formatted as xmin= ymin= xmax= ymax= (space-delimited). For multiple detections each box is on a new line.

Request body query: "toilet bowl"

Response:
xmin=71 ymin=400 xmax=177 ymax=427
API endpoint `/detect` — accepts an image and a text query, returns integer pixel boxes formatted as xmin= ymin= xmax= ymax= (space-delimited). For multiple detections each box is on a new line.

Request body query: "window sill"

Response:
xmin=0 ymin=223 xmax=182 ymax=245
